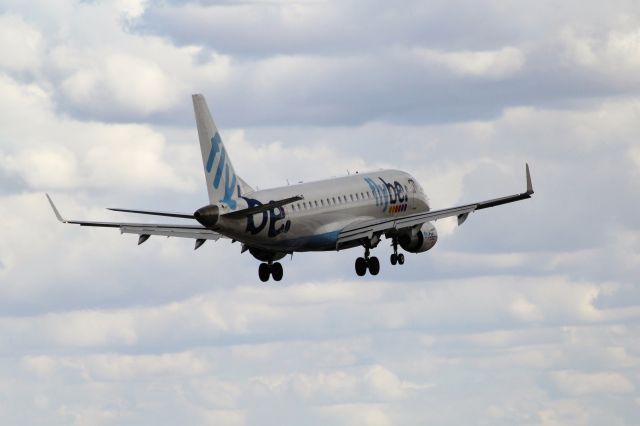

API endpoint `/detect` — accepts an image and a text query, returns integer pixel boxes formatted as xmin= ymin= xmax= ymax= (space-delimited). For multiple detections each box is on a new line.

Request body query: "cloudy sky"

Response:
xmin=1 ymin=0 xmax=639 ymax=424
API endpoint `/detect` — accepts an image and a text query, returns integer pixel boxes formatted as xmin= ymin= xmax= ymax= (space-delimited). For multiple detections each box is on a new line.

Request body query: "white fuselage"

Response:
xmin=212 ymin=169 xmax=430 ymax=252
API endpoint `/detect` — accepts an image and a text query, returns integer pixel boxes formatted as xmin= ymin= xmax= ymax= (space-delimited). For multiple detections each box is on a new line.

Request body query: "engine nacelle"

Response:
xmin=398 ymin=222 xmax=438 ymax=253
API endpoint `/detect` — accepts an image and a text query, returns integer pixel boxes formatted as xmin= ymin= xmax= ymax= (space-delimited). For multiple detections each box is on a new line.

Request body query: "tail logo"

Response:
xmin=206 ymin=133 xmax=237 ymax=209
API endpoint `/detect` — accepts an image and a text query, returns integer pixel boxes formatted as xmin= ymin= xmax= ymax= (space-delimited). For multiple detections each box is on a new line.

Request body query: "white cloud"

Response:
xmin=0 ymin=14 xmax=43 ymax=73
xmin=561 ymin=27 xmax=640 ymax=83
xmin=365 ymin=365 xmax=409 ymax=400
xmin=58 ymin=51 xmax=183 ymax=116
xmin=0 ymin=275 xmax=629 ymax=356
xmin=414 ymin=46 xmax=526 ymax=78
xmin=222 ymin=129 xmax=376 ymax=190
xmin=22 ymin=355 xmax=57 ymax=377
xmin=23 ymin=352 xmax=209 ymax=381
xmin=200 ymin=409 xmax=245 ymax=426
xmin=1 ymin=1 xmax=640 ymax=424
xmin=552 ymin=370 xmax=635 ymax=396
xmin=1 ymin=146 xmax=78 ymax=189
xmin=509 ymin=296 xmax=544 ymax=322
xmin=0 ymin=75 xmax=198 ymax=192
xmin=629 ymin=145 xmax=640 ymax=177
xmin=319 ymin=404 xmax=392 ymax=426
xmin=115 ymin=0 xmax=148 ymax=19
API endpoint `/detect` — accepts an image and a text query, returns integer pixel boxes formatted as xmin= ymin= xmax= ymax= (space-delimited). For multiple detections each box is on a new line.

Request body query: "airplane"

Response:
xmin=47 ymin=94 xmax=534 ymax=282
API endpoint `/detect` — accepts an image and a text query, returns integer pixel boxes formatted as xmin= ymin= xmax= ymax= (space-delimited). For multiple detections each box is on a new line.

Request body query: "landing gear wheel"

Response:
xmin=368 ymin=256 xmax=380 ymax=275
xmin=271 ymin=262 xmax=283 ymax=281
xmin=397 ymin=253 xmax=405 ymax=265
xmin=258 ymin=263 xmax=270 ymax=282
xmin=390 ymin=253 xmax=397 ymax=265
xmin=355 ymin=257 xmax=367 ymax=276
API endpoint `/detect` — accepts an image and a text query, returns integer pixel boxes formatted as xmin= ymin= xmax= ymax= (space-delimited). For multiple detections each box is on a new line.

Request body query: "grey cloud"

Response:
xmin=2 ymin=321 xmax=638 ymax=424
xmin=15 ymin=0 xmax=638 ymax=127
xmin=135 ymin=0 xmax=630 ymax=56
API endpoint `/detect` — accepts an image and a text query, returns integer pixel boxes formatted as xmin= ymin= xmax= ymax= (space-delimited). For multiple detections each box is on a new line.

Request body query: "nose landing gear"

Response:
xmin=258 ymin=262 xmax=284 ymax=282
xmin=355 ymin=246 xmax=380 ymax=276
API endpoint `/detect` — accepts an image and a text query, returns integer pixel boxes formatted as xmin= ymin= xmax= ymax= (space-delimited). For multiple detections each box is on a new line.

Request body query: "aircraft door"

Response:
xmin=407 ymin=179 xmax=417 ymax=211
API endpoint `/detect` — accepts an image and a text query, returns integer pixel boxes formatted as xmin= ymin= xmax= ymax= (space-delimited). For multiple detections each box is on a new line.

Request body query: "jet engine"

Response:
xmin=398 ymin=222 xmax=438 ymax=253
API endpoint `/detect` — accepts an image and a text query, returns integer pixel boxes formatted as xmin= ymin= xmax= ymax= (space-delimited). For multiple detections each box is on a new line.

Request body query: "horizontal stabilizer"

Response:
xmin=107 ymin=207 xmax=195 ymax=219
xmin=223 ymin=195 xmax=304 ymax=219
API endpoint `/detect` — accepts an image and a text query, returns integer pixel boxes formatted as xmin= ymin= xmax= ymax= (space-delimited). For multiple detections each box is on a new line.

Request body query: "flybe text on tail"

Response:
xmin=206 ymin=133 xmax=237 ymax=209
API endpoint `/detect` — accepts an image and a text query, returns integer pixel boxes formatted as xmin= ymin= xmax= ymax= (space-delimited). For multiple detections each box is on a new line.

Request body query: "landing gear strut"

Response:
xmin=355 ymin=246 xmax=380 ymax=276
xmin=390 ymin=238 xmax=405 ymax=266
xmin=259 ymin=262 xmax=283 ymax=282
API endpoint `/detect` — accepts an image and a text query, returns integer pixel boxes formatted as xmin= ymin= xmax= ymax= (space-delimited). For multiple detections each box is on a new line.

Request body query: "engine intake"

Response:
xmin=398 ymin=222 xmax=438 ymax=253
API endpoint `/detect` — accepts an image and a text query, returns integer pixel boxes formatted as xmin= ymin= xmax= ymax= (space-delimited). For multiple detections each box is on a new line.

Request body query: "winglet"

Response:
xmin=525 ymin=163 xmax=534 ymax=195
xmin=46 ymin=194 xmax=67 ymax=223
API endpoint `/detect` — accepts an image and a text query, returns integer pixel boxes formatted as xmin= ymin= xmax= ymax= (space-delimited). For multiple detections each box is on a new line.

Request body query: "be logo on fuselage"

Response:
xmin=206 ymin=133 xmax=237 ymax=209
xmin=242 ymin=196 xmax=292 ymax=238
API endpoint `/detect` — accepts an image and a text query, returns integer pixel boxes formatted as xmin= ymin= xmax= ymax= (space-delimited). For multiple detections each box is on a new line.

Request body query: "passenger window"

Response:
xmin=332 ymin=197 xmax=336 ymax=204
xmin=326 ymin=198 xmax=330 ymax=205
xmin=355 ymin=193 xmax=359 ymax=200
xmin=314 ymin=200 xmax=318 ymax=207
xmin=320 ymin=199 xmax=324 ymax=207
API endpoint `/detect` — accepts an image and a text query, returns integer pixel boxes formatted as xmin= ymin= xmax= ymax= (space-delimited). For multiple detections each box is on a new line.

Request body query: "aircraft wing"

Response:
xmin=46 ymin=195 xmax=224 ymax=248
xmin=336 ymin=164 xmax=534 ymax=249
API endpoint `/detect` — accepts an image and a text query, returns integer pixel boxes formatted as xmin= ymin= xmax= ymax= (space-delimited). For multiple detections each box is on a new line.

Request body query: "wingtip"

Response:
xmin=525 ymin=163 xmax=534 ymax=195
xmin=46 ymin=193 xmax=66 ymax=223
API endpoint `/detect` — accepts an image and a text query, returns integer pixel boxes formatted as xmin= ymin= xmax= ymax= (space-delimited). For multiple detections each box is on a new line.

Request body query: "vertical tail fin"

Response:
xmin=192 ymin=94 xmax=253 ymax=208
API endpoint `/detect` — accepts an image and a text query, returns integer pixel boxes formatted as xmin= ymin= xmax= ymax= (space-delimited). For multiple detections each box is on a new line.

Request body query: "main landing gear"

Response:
xmin=355 ymin=246 xmax=380 ymax=276
xmin=390 ymin=238 xmax=405 ymax=266
xmin=258 ymin=262 xmax=283 ymax=282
